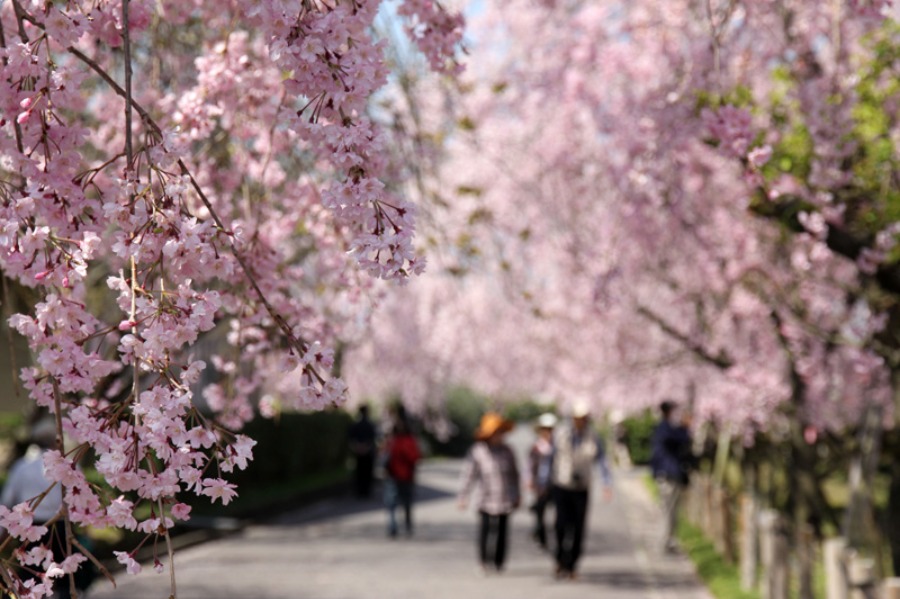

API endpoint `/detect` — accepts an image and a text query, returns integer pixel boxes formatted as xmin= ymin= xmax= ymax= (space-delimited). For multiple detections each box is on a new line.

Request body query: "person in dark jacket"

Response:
xmin=650 ymin=400 xmax=693 ymax=553
xmin=348 ymin=405 xmax=378 ymax=498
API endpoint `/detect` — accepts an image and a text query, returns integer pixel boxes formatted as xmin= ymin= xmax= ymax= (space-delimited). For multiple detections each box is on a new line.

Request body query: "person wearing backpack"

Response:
xmin=383 ymin=415 xmax=421 ymax=538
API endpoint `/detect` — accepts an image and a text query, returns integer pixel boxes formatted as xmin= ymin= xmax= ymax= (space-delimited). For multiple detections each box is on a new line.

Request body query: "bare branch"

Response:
xmin=636 ymin=303 xmax=734 ymax=369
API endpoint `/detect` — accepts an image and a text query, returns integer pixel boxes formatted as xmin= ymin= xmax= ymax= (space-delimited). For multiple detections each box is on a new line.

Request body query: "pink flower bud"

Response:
xmin=748 ymin=145 xmax=773 ymax=168
xmin=803 ymin=426 xmax=818 ymax=445
xmin=19 ymin=97 xmax=32 ymax=109
xmin=118 ymin=320 xmax=136 ymax=331
xmin=16 ymin=110 xmax=31 ymax=125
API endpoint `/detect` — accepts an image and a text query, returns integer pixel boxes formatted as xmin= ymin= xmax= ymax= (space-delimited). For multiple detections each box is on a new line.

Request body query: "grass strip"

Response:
xmin=676 ymin=518 xmax=760 ymax=599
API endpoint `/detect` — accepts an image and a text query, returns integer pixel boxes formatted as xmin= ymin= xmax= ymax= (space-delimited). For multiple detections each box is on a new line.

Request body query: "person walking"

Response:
xmin=610 ymin=410 xmax=633 ymax=469
xmin=383 ymin=415 xmax=421 ymax=537
xmin=458 ymin=412 xmax=521 ymax=574
xmin=348 ymin=404 xmax=378 ymax=499
xmin=528 ymin=412 xmax=557 ymax=549
xmin=650 ymin=399 xmax=693 ymax=553
xmin=551 ymin=401 xmax=612 ymax=580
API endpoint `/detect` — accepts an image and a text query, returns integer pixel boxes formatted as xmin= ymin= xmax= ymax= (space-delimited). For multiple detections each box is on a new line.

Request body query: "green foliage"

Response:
xmin=188 ymin=467 xmax=349 ymax=519
xmin=424 ymin=386 xmax=489 ymax=457
xmin=0 ymin=411 xmax=29 ymax=473
xmin=693 ymin=84 xmax=755 ymax=113
xmin=677 ymin=520 xmax=760 ymax=599
xmin=456 ymin=185 xmax=483 ymax=197
xmin=0 ymin=412 xmax=25 ymax=440
xmin=730 ymin=85 xmax=755 ymax=108
xmin=457 ymin=116 xmax=476 ymax=131
xmin=621 ymin=409 xmax=657 ymax=465
xmin=765 ymin=124 xmax=813 ymax=180
xmin=735 ymin=21 xmax=900 ymax=249
xmin=467 ymin=207 xmax=492 ymax=224
xmin=224 ymin=409 xmax=352 ymax=488
xmin=851 ymin=26 xmax=900 ymax=230
xmin=502 ymin=398 xmax=553 ymax=423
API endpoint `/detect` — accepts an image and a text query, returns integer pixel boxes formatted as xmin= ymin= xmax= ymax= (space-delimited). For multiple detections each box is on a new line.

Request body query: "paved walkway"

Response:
xmin=88 ymin=427 xmax=714 ymax=599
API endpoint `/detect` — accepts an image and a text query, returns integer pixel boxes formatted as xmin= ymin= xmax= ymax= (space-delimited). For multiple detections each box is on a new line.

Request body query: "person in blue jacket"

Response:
xmin=650 ymin=400 xmax=693 ymax=554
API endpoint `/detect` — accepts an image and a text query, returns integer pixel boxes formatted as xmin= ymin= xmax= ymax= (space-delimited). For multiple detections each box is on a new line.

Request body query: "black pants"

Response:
xmin=354 ymin=452 xmax=375 ymax=497
xmin=478 ymin=511 xmax=509 ymax=569
xmin=554 ymin=486 xmax=589 ymax=573
xmin=532 ymin=490 xmax=552 ymax=547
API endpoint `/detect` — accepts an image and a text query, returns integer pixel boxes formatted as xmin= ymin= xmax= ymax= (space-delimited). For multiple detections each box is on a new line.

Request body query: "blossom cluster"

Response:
xmin=0 ymin=0 xmax=463 ymax=595
xmin=397 ymin=0 xmax=466 ymax=75
xmin=244 ymin=0 xmax=463 ymax=281
xmin=701 ymin=105 xmax=763 ymax=162
xmin=345 ymin=0 xmax=897 ymax=452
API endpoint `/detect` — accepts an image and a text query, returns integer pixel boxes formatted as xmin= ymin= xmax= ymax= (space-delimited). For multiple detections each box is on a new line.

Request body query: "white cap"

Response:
xmin=536 ymin=413 xmax=558 ymax=429
xmin=572 ymin=400 xmax=591 ymax=418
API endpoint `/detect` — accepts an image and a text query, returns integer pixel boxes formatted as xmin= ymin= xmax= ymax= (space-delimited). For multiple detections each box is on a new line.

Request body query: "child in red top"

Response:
xmin=384 ymin=417 xmax=421 ymax=537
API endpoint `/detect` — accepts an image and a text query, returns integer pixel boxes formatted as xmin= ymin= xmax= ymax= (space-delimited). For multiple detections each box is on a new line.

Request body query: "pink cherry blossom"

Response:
xmin=114 ymin=551 xmax=142 ymax=576
xmin=0 ymin=0 xmax=462 ymax=591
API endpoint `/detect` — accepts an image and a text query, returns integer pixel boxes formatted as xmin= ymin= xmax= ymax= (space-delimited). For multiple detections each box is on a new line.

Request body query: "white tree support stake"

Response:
xmin=824 ymin=538 xmax=848 ymax=599
xmin=848 ymin=553 xmax=876 ymax=599
xmin=759 ymin=509 xmax=789 ymax=599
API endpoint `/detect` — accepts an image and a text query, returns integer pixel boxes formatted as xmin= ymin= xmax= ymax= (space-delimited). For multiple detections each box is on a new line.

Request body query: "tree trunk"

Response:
xmin=888 ymin=454 xmax=900 ymax=577
xmin=843 ymin=404 xmax=885 ymax=580
xmin=796 ymin=524 xmax=815 ymax=599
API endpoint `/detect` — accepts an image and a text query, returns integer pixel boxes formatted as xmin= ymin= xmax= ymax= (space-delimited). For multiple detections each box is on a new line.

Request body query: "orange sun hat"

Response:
xmin=474 ymin=412 xmax=515 ymax=440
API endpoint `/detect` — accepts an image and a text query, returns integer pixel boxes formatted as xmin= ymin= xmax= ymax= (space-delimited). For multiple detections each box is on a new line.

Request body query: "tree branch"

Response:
xmin=636 ymin=303 xmax=734 ymax=369
xmin=65 ymin=46 xmax=323 ymax=381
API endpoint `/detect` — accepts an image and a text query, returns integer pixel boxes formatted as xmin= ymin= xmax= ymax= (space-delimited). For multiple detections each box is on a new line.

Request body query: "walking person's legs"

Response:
xmin=568 ymin=489 xmax=589 ymax=576
xmin=531 ymin=490 xmax=550 ymax=549
xmin=494 ymin=514 xmax=509 ymax=570
xmin=657 ymin=477 xmax=683 ymax=551
xmin=478 ymin=511 xmax=491 ymax=568
xmin=384 ymin=479 xmax=399 ymax=537
xmin=554 ymin=486 xmax=576 ymax=575
xmin=533 ymin=493 xmax=548 ymax=547
xmin=398 ymin=481 xmax=414 ymax=535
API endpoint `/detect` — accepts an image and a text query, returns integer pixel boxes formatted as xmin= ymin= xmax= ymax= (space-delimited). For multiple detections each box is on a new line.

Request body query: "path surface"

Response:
xmin=88 ymin=426 xmax=714 ymax=599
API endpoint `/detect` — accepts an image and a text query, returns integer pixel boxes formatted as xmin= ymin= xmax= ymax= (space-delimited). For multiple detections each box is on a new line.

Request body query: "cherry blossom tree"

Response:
xmin=355 ymin=0 xmax=891 ymax=429
xmin=0 ymin=0 xmax=464 ymax=596
xmin=346 ymin=0 xmax=900 ymax=577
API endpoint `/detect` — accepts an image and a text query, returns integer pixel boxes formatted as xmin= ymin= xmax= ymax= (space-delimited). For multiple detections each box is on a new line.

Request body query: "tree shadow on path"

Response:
xmin=265 ymin=477 xmax=456 ymax=526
